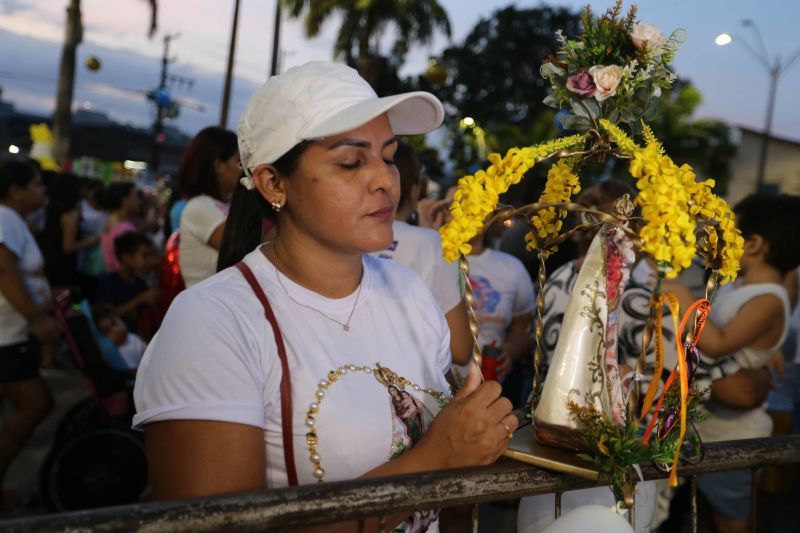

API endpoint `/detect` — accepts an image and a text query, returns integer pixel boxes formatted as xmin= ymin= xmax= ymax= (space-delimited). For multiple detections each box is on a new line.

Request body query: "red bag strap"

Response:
xmin=235 ymin=261 xmax=299 ymax=486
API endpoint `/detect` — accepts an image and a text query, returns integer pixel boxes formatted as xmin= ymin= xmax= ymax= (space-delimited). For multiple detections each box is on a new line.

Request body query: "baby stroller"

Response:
xmin=38 ymin=294 xmax=148 ymax=512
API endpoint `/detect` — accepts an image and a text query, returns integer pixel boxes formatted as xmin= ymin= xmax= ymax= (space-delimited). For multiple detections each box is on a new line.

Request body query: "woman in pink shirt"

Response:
xmin=100 ymin=182 xmax=141 ymax=271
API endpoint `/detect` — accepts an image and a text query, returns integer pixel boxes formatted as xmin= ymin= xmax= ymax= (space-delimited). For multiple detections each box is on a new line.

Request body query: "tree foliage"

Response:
xmin=282 ymin=0 xmax=451 ymax=87
xmin=644 ymin=81 xmax=736 ymax=194
xmin=408 ymin=6 xmax=581 ymax=172
xmin=433 ymin=6 xmax=582 ymax=131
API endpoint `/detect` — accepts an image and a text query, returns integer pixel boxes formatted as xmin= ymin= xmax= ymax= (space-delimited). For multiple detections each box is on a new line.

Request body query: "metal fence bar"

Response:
xmin=750 ymin=467 xmax=758 ymax=532
xmin=690 ymin=475 xmax=698 ymax=533
xmin=2 ymin=436 xmax=798 ymax=532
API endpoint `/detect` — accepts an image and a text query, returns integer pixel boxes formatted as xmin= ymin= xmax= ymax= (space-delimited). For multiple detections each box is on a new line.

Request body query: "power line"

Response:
xmin=180 ymin=36 xmax=269 ymax=74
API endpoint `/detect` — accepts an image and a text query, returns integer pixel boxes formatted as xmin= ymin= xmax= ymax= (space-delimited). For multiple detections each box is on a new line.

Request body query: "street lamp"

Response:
xmin=716 ymin=20 xmax=800 ymax=192
xmin=459 ymin=117 xmax=486 ymax=160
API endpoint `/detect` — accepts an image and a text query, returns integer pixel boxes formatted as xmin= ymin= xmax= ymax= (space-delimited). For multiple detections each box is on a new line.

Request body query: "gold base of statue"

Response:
xmin=504 ymin=424 xmax=599 ymax=481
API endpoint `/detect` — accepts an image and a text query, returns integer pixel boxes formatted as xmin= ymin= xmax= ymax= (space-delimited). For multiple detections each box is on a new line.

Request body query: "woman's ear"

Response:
xmin=251 ymin=164 xmax=285 ymax=207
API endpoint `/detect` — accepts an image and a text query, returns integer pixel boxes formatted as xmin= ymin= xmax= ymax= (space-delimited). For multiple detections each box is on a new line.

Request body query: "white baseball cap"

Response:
xmin=238 ymin=61 xmax=445 ymax=175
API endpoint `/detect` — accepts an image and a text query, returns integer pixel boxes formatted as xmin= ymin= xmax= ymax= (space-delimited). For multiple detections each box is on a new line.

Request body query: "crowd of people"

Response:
xmin=0 ymin=60 xmax=798 ymax=531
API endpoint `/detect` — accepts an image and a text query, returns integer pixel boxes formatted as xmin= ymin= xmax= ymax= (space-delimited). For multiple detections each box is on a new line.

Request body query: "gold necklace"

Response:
xmin=274 ymin=268 xmax=362 ymax=332
xmin=305 ymin=363 xmax=448 ymax=483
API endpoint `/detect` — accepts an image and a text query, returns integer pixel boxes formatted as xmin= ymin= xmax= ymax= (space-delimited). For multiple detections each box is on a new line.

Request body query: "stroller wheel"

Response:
xmin=52 ymin=397 xmax=109 ymax=445
xmin=39 ymin=428 xmax=148 ymax=512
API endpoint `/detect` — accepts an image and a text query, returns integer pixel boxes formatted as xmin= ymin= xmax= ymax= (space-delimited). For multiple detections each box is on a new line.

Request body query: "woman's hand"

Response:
xmin=416 ymin=364 xmax=517 ymax=469
xmin=416 ymin=199 xmax=450 ymax=230
xmin=30 ymin=314 xmax=60 ymax=345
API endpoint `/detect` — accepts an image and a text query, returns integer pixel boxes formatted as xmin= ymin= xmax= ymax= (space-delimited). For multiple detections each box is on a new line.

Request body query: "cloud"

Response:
xmin=0 ymin=0 xmax=30 ymax=15
xmin=2 ymin=85 xmax=54 ymax=112
xmin=0 ymin=24 xmax=270 ymax=134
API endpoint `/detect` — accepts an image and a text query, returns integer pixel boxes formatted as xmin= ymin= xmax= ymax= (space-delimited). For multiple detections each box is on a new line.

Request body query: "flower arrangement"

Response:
xmin=542 ymin=1 xmax=684 ymax=131
xmin=437 ymin=1 xmax=744 ymax=508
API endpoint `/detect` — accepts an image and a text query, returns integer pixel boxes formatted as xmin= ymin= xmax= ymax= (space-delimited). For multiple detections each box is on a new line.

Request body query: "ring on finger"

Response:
xmin=500 ymin=421 xmax=513 ymax=440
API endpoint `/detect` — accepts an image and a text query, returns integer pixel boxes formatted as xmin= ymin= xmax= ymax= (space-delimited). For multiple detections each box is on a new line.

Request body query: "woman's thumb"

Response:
xmin=454 ymin=362 xmax=482 ymax=400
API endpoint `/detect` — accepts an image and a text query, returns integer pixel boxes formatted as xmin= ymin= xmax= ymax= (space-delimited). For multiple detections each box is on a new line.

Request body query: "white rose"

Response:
xmin=630 ymin=22 xmax=665 ymax=50
xmin=589 ymin=65 xmax=623 ymax=102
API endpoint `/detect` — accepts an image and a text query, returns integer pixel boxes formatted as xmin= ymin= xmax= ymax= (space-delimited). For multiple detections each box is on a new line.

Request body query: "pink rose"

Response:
xmin=566 ymin=69 xmax=596 ymax=97
xmin=589 ymin=65 xmax=623 ymax=102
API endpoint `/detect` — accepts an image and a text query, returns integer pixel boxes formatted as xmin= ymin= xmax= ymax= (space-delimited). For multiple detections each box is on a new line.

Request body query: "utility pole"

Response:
xmin=716 ymin=20 xmax=800 ymax=192
xmin=151 ymin=33 xmax=178 ymax=174
xmin=52 ymin=0 xmax=83 ymax=163
xmin=219 ymin=0 xmax=241 ymax=128
xmin=270 ymin=0 xmax=282 ymax=76
xmin=756 ymin=64 xmax=780 ymax=193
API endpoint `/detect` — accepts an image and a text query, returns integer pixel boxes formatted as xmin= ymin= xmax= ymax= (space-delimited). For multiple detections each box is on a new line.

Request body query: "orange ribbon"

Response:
xmin=640 ymin=293 xmax=681 ymax=427
xmin=641 ymin=296 xmax=711 ymax=487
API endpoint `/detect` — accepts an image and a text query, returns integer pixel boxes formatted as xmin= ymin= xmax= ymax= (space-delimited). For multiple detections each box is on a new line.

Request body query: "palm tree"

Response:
xmin=283 ymin=0 xmax=450 ymax=88
xmin=52 ymin=0 xmax=157 ymax=162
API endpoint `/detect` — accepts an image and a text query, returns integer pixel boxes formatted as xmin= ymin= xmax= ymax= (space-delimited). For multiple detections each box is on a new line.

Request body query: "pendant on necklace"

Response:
xmin=343 ymin=325 xmax=350 ymax=332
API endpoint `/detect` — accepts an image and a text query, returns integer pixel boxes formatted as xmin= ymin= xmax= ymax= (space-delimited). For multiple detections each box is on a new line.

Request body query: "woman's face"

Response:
xmin=17 ymin=175 xmax=47 ymax=214
xmin=279 ymin=114 xmax=399 ymax=255
xmin=122 ymin=187 xmax=141 ymax=213
xmin=216 ymin=152 xmax=241 ymax=200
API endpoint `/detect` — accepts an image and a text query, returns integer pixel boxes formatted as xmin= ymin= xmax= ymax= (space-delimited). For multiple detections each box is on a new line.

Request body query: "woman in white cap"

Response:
xmin=133 ymin=62 xmax=517 ymax=530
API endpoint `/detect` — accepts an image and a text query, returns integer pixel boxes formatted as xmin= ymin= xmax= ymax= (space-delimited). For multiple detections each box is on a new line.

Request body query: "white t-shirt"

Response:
xmin=466 ymin=248 xmax=535 ymax=352
xmin=118 ymin=332 xmax=146 ymax=370
xmin=698 ymin=283 xmax=790 ymax=442
xmin=370 ymin=220 xmax=462 ymax=314
xmin=80 ymin=198 xmax=108 ymax=237
xmin=0 ymin=205 xmax=51 ymax=347
xmin=134 ymin=249 xmax=451 ymax=499
xmin=179 ymin=195 xmax=228 ymax=288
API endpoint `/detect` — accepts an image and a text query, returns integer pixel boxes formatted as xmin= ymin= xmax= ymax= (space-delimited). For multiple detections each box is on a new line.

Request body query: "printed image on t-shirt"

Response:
xmin=385 ymin=384 xmax=440 ymax=533
xmin=388 ymin=385 xmax=435 ymax=459
xmin=469 ymin=275 xmax=501 ymax=313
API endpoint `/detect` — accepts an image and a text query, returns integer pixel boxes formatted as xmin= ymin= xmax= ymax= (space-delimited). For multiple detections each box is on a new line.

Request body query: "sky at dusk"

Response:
xmin=1 ymin=0 xmax=799 ymax=143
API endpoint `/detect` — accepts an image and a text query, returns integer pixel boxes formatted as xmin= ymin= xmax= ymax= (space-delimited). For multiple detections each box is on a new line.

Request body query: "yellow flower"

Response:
xmin=525 ymin=160 xmax=581 ymax=254
xmin=599 ymin=119 xmax=640 ymax=156
xmin=629 ymin=146 xmax=697 ymax=277
xmin=686 ymin=179 xmax=743 ymax=283
xmin=641 ymin=120 xmax=664 ymax=154
xmin=440 ymin=121 xmax=745 ymax=284
xmin=439 ymin=134 xmax=587 ymax=262
xmin=626 ymin=131 xmax=743 ymax=282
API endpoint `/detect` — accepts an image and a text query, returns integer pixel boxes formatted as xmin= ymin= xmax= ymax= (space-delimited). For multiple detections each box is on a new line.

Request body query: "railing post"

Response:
xmin=750 ymin=467 xmax=758 ymax=533
xmin=690 ymin=475 xmax=698 ymax=533
xmin=554 ymin=491 xmax=562 ymax=519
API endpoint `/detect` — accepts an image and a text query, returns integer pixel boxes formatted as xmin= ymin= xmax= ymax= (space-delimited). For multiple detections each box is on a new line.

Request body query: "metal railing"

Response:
xmin=2 ymin=436 xmax=798 ymax=532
